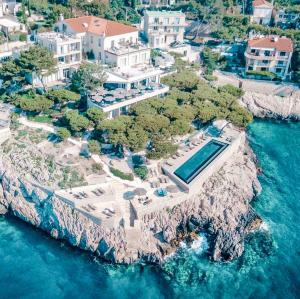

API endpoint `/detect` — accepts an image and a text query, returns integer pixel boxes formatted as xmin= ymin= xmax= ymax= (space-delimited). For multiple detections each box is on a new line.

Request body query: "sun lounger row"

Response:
xmin=102 ymin=208 xmax=115 ymax=218
xmin=92 ymin=188 xmax=105 ymax=197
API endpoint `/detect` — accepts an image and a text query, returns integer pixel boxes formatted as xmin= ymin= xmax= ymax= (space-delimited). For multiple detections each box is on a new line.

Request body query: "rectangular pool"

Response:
xmin=174 ymin=139 xmax=228 ymax=184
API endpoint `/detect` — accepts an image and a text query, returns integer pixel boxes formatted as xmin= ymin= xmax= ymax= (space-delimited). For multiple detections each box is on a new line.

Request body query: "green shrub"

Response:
xmin=28 ymin=115 xmax=52 ymax=123
xmin=246 ymin=70 xmax=279 ymax=80
xmin=19 ymin=33 xmax=27 ymax=42
xmin=204 ymin=74 xmax=217 ymax=81
xmin=88 ymin=139 xmax=101 ymax=154
xmin=218 ymin=84 xmax=244 ymax=97
xmin=109 ymin=167 xmax=134 ymax=181
xmin=56 ymin=127 xmax=71 ymax=140
xmin=134 ymin=166 xmax=148 ymax=180
xmin=92 ymin=163 xmax=102 ymax=173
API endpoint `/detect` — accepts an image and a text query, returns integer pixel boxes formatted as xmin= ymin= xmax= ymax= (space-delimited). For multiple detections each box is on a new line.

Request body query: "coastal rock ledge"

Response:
xmin=0 ymin=133 xmax=262 ymax=264
xmin=240 ymin=91 xmax=300 ymax=120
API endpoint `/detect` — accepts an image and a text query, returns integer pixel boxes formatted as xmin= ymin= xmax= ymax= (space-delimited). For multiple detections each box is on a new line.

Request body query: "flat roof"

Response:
xmin=145 ymin=10 xmax=185 ymax=17
xmin=0 ymin=18 xmax=22 ymax=27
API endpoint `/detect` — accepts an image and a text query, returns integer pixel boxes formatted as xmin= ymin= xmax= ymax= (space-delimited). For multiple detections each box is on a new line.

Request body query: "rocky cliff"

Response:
xmin=0 ymin=133 xmax=262 ymax=264
xmin=240 ymin=91 xmax=300 ymax=120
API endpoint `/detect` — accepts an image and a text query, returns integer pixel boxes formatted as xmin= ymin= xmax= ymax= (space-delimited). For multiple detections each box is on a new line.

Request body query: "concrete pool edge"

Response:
xmin=174 ymin=139 xmax=229 ymax=184
xmin=162 ymin=132 xmax=244 ymax=194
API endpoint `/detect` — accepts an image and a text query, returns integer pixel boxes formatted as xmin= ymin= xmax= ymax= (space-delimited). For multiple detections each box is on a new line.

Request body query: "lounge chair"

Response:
xmin=166 ymin=161 xmax=173 ymax=166
xmin=106 ymin=208 xmax=115 ymax=214
xmin=82 ymin=206 xmax=90 ymax=212
xmin=97 ymin=188 xmax=105 ymax=194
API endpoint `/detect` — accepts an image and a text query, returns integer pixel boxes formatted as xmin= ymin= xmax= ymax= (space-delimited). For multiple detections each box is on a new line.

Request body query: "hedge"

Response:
xmin=109 ymin=167 xmax=134 ymax=181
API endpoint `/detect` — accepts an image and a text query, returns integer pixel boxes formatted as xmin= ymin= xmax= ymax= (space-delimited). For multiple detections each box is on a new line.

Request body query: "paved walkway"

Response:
xmin=213 ymin=70 xmax=300 ymax=97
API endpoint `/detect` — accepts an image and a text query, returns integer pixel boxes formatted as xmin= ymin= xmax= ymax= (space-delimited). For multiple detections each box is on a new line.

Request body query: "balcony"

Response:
xmin=105 ymin=42 xmax=149 ymax=56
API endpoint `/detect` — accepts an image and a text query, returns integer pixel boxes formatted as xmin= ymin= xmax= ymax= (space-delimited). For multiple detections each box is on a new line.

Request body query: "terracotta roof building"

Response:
xmin=251 ymin=0 xmax=273 ymax=25
xmin=245 ymin=36 xmax=294 ymax=80
xmin=253 ymin=0 xmax=273 ymax=8
xmin=55 ymin=16 xmax=150 ymax=69
xmin=62 ymin=16 xmax=138 ymax=36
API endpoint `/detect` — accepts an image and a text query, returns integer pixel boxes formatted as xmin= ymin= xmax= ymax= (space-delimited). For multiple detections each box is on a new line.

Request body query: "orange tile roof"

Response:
xmin=63 ymin=16 xmax=138 ymax=37
xmin=248 ymin=36 xmax=293 ymax=52
xmin=253 ymin=0 xmax=273 ymax=8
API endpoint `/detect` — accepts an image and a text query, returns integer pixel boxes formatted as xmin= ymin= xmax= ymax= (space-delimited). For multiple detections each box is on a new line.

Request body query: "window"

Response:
xmin=111 ymin=40 xmax=115 ymax=48
xmin=248 ymin=66 xmax=253 ymax=71
xmin=174 ymin=17 xmax=180 ymax=25
xmin=98 ymin=39 xmax=101 ymax=47
xmin=62 ymin=24 xmax=67 ymax=32
xmin=262 ymin=60 xmax=268 ymax=64
xmin=90 ymin=36 xmax=93 ymax=44
xmin=164 ymin=26 xmax=167 ymax=32
xmin=153 ymin=26 xmax=158 ymax=31
xmin=264 ymin=50 xmax=270 ymax=56
xmin=276 ymin=68 xmax=282 ymax=73
xmin=58 ymin=56 xmax=65 ymax=63
xmin=261 ymin=67 xmax=268 ymax=71
xmin=174 ymin=27 xmax=179 ymax=32
xmin=99 ymin=52 xmax=101 ymax=60
xmin=163 ymin=17 xmax=169 ymax=25
xmin=131 ymin=55 xmax=137 ymax=64
xmin=280 ymin=51 xmax=286 ymax=56
xmin=154 ymin=17 xmax=159 ymax=24
xmin=251 ymin=48 xmax=256 ymax=54
xmin=278 ymin=60 xmax=284 ymax=65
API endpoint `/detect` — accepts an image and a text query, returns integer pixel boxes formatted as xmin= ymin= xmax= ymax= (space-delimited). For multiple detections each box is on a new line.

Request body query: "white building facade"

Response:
xmin=55 ymin=16 xmax=151 ymax=70
xmin=143 ymin=10 xmax=186 ymax=49
xmin=0 ymin=0 xmax=19 ymax=17
xmin=244 ymin=36 xmax=293 ymax=80
xmin=24 ymin=32 xmax=83 ymax=86
xmin=251 ymin=0 xmax=273 ymax=26
xmin=54 ymin=16 xmax=169 ymax=118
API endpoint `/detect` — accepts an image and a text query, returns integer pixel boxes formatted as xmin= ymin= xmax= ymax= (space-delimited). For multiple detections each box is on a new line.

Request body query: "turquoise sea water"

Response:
xmin=0 ymin=120 xmax=300 ymax=299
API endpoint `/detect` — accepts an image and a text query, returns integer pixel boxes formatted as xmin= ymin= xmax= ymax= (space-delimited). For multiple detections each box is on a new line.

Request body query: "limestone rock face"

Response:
xmin=0 ymin=133 xmax=262 ymax=264
xmin=240 ymin=92 xmax=300 ymax=120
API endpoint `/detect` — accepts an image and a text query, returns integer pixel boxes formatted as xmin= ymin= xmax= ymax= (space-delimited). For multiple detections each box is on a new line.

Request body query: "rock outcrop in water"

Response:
xmin=240 ymin=91 xmax=300 ymax=120
xmin=0 ymin=133 xmax=262 ymax=264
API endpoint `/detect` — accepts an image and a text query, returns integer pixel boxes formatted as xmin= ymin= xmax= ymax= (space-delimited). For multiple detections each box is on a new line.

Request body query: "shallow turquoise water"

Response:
xmin=1 ymin=120 xmax=300 ymax=299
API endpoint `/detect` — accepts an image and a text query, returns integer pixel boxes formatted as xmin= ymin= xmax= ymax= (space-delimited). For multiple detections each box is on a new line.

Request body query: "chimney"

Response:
xmin=59 ymin=13 xmax=64 ymax=22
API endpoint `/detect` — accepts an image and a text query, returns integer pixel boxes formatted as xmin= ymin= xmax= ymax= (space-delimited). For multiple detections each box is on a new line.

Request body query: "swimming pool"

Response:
xmin=174 ymin=139 xmax=228 ymax=184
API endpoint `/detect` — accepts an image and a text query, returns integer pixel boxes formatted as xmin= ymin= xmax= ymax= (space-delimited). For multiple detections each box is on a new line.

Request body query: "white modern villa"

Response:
xmin=53 ymin=15 xmax=169 ymax=118
xmin=143 ymin=10 xmax=186 ymax=49
xmin=35 ymin=32 xmax=82 ymax=84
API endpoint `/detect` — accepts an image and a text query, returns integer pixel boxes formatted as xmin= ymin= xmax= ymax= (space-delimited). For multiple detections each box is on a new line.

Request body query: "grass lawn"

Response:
xmin=28 ymin=115 xmax=53 ymax=124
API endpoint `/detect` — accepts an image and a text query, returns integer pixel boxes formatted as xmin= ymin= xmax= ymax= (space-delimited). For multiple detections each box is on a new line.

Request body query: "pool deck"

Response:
xmin=162 ymin=126 xmax=243 ymax=194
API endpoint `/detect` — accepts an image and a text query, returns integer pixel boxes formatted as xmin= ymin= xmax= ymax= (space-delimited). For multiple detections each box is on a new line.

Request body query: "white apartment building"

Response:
xmin=140 ymin=0 xmax=175 ymax=7
xmin=0 ymin=17 xmax=26 ymax=35
xmin=244 ymin=36 xmax=293 ymax=80
xmin=54 ymin=16 xmax=169 ymax=119
xmin=55 ymin=16 xmax=151 ymax=70
xmin=251 ymin=0 xmax=273 ymax=25
xmin=0 ymin=0 xmax=19 ymax=17
xmin=36 ymin=32 xmax=82 ymax=80
xmin=143 ymin=10 xmax=186 ymax=49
